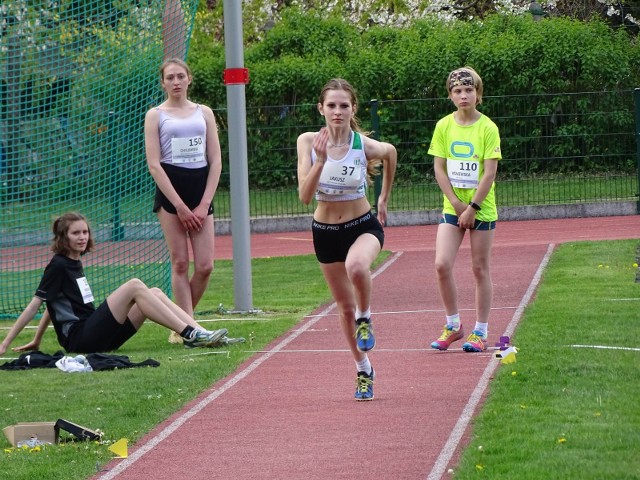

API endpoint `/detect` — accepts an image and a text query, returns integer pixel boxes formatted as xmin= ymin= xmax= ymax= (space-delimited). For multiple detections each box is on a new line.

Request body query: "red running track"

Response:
xmin=213 ymin=215 xmax=640 ymax=260
xmin=95 ymin=216 xmax=640 ymax=480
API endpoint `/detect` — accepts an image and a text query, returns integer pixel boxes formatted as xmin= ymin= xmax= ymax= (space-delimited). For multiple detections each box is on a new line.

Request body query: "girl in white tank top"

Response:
xmin=296 ymin=78 xmax=397 ymax=401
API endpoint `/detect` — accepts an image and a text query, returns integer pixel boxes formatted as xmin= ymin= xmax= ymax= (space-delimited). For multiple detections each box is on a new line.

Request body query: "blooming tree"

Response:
xmin=200 ymin=0 xmax=640 ymax=38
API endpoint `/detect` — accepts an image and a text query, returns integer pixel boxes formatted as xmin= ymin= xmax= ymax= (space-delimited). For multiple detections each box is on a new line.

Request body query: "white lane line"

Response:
xmin=568 ymin=344 xmax=640 ymax=352
xmin=95 ymin=251 xmax=403 ymax=479
xmin=2 ymin=307 xmax=523 ymax=331
xmin=274 ymin=236 xmax=312 ymax=242
xmin=302 ymin=306 xmax=518 ymax=318
xmin=202 ymin=348 xmax=500 ymax=354
xmin=426 ymin=243 xmax=555 ymax=480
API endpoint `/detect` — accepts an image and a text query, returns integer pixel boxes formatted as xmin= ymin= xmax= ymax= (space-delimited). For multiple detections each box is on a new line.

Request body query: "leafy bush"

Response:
xmin=187 ymin=11 xmax=640 ymax=186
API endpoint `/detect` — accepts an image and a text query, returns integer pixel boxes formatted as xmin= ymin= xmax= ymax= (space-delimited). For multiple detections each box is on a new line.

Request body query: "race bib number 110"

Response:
xmin=447 ymin=158 xmax=479 ymax=189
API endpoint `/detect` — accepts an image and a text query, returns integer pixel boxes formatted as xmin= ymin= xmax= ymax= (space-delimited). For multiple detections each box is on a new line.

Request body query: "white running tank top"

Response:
xmin=158 ymin=105 xmax=208 ymax=169
xmin=312 ymin=131 xmax=367 ymax=202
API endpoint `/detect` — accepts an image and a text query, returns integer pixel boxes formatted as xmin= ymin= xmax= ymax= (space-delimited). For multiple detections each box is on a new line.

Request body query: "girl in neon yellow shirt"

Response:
xmin=428 ymin=67 xmax=502 ymax=353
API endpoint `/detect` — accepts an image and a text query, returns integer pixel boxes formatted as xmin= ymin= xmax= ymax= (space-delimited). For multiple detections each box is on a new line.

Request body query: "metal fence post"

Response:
xmin=370 ymin=99 xmax=382 ymax=214
xmin=634 ymin=89 xmax=640 ymax=214
xmin=107 ymin=111 xmax=124 ymax=241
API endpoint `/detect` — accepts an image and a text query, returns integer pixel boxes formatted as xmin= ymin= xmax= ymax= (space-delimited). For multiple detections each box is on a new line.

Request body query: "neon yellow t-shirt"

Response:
xmin=428 ymin=113 xmax=502 ymax=221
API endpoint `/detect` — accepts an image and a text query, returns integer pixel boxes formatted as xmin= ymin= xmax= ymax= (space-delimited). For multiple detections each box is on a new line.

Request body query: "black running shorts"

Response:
xmin=153 ymin=163 xmax=214 ymax=215
xmin=312 ymin=211 xmax=384 ymax=264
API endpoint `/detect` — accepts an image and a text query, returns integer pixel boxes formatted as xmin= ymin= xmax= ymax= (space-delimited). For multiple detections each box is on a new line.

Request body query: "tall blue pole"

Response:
xmin=223 ymin=0 xmax=253 ymax=311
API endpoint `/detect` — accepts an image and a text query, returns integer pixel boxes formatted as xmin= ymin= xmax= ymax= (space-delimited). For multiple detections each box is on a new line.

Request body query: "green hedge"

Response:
xmin=190 ymin=12 xmax=640 ymax=104
xmin=187 ymin=11 xmax=640 ymax=187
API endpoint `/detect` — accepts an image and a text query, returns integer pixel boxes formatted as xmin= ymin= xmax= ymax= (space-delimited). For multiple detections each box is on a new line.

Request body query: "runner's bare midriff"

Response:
xmin=314 ymin=197 xmax=371 ymax=224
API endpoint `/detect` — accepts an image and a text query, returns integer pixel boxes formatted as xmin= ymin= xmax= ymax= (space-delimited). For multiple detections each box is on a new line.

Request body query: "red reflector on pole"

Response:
xmin=223 ymin=68 xmax=249 ymax=85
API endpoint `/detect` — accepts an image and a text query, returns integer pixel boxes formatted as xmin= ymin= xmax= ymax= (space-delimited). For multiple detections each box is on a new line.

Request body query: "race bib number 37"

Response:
xmin=317 ymin=158 xmax=363 ymax=195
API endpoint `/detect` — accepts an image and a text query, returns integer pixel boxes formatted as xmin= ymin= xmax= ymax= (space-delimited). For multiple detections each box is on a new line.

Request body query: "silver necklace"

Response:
xmin=328 ymin=131 xmax=352 ymax=148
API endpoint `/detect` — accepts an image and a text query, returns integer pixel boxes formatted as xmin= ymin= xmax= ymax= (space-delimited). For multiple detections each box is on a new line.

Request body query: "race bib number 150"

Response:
xmin=171 ymin=136 xmax=205 ymax=164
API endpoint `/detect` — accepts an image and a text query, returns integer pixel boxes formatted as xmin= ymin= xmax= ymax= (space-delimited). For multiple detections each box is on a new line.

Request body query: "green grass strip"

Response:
xmin=453 ymin=239 xmax=640 ymax=479
xmin=0 ymin=254 xmax=334 ymax=479
xmin=1 ymin=243 xmax=639 ymax=479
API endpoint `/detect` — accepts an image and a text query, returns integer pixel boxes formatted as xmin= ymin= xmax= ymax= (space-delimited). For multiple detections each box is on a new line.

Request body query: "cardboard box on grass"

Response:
xmin=3 ymin=419 xmax=101 ymax=447
xmin=3 ymin=422 xmax=57 ymax=447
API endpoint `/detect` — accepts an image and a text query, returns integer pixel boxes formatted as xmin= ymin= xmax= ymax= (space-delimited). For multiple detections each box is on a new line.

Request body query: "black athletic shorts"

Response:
xmin=312 ymin=211 xmax=385 ymax=264
xmin=153 ymin=163 xmax=214 ymax=215
xmin=64 ymin=301 xmax=137 ymax=353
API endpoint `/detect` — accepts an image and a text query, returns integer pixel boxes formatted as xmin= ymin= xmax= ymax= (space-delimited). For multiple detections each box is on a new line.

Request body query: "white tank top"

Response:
xmin=311 ymin=131 xmax=367 ymax=202
xmin=158 ymin=105 xmax=208 ymax=169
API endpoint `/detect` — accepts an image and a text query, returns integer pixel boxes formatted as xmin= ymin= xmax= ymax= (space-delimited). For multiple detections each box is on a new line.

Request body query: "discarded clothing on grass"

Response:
xmin=55 ymin=355 xmax=93 ymax=373
xmin=0 ymin=350 xmax=159 ymax=371
xmin=85 ymin=353 xmax=160 ymax=371
xmin=0 ymin=350 xmax=64 ymax=370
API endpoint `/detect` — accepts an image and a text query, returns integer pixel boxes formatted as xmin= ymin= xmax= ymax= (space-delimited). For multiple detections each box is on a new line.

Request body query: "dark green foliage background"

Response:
xmin=187 ymin=11 xmax=640 ymax=188
xmin=191 ymin=11 xmax=640 ymax=104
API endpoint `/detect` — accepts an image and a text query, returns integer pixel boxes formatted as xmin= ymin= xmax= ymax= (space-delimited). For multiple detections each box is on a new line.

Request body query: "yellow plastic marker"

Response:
xmin=108 ymin=438 xmax=128 ymax=458
xmin=495 ymin=346 xmax=518 ymax=364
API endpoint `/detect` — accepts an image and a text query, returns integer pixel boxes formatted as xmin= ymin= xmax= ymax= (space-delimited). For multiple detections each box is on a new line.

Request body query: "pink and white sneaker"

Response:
xmin=431 ymin=325 xmax=464 ymax=350
xmin=462 ymin=330 xmax=487 ymax=352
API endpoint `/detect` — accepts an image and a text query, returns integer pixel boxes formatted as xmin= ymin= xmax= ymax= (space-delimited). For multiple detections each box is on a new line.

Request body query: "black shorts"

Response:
xmin=312 ymin=211 xmax=385 ymax=264
xmin=440 ymin=213 xmax=496 ymax=231
xmin=153 ymin=163 xmax=214 ymax=215
xmin=64 ymin=301 xmax=137 ymax=353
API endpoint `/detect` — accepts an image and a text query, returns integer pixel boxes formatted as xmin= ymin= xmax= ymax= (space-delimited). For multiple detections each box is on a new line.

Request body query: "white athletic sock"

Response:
xmin=474 ymin=322 xmax=488 ymax=337
xmin=356 ymin=307 xmax=371 ymax=320
xmin=446 ymin=314 xmax=461 ymax=331
xmin=355 ymin=356 xmax=372 ymax=375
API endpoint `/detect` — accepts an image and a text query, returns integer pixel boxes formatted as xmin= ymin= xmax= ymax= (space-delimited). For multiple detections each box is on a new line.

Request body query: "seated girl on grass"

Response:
xmin=0 ymin=212 xmax=227 ymax=355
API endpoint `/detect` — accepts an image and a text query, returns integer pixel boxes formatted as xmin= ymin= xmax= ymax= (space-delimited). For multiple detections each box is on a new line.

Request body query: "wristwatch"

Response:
xmin=469 ymin=201 xmax=482 ymax=211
